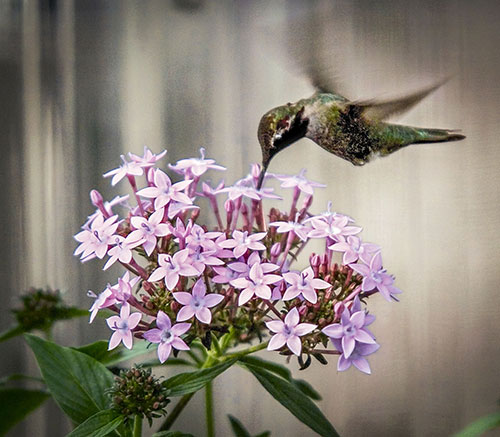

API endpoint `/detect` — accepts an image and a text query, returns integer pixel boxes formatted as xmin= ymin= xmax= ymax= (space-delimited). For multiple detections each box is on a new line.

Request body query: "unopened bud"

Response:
xmin=270 ymin=242 xmax=281 ymax=258
xmin=90 ymin=189 xmax=103 ymax=207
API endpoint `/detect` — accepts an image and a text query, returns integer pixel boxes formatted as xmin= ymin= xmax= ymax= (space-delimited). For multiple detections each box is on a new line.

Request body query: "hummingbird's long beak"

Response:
xmin=256 ymin=159 xmax=269 ymax=190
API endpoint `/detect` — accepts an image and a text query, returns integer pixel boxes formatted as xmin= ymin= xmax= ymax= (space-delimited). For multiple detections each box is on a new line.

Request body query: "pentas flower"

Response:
xmin=329 ymin=236 xmax=380 ymax=265
xmin=266 ymin=307 xmax=317 ymax=356
xmin=103 ymin=155 xmax=144 ymax=186
xmin=220 ymin=180 xmax=281 ymax=202
xmin=173 ymin=278 xmax=224 ymax=324
xmin=189 ymin=246 xmax=225 ymax=274
xmin=282 ymin=267 xmax=331 ymax=304
xmin=231 ymin=262 xmax=282 ymax=305
xmin=106 ymin=304 xmax=141 ymax=350
xmin=275 ymin=169 xmax=326 ymax=195
xmin=88 ymin=288 xmax=113 ymax=323
xmin=85 ymin=194 xmax=129 ymax=229
xmin=169 ymin=147 xmax=226 ymax=177
xmin=269 ymin=217 xmax=310 ymax=242
xmin=74 ymin=214 xmax=120 ymax=261
xmin=219 ymin=230 xmax=267 ymax=258
xmin=128 ymin=146 xmax=167 ymax=167
xmin=129 ymin=207 xmax=171 ymax=256
xmin=143 ymin=311 xmax=190 ymax=363
xmin=103 ymin=232 xmax=145 ymax=270
xmin=350 ymin=252 xmax=402 ymax=302
xmin=332 ymin=338 xmax=380 ymax=374
xmin=322 ymin=305 xmax=376 ymax=359
xmin=148 ymin=249 xmax=199 ymax=290
xmin=185 ymin=225 xmax=222 ymax=251
xmin=111 ymin=271 xmax=141 ymax=303
xmin=137 ymin=169 xmax=192 ymax=210
xmin=308 ymin=214 xmax=361 ymax=241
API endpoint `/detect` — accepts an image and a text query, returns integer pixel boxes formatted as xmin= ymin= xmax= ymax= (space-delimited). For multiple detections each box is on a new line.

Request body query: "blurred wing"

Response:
xmin=352 ymin=79 xmax=449 ymax=120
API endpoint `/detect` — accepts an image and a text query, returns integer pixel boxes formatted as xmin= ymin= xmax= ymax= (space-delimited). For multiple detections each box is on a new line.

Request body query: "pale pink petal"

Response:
xmin=265 ymin=320 xmax=285 ymax=333
xmin=176 ymin=306 xmax=195 ymax=322
xmin=301 ymin=287 xmax=317 ymax=304
xmin=283 ymin=286 xmax=300 ymax=301
xmin=148 ymin=267 xmax=167 ymax=282
xmin=158 ymin=343 xmax=172 ymax=363
xmin=238 ymin=288 xmax=254 ymax=305
xmin=321 ymin=324 xmax=343 ymax=339
xmin=122 ymin=331 xmax=134 ymax=349
xmin=284 ymin=307 xmax=299 ymax=326
xmin=108 ymin=331 xmax=123 ymax=350
xmin=204 ymin=294 xmax=224 ymax=307
xmin=171 ymin=322 xmax=191 ymax=336
xmin=156 ymin=311 xmax=172 ymax=330
xmin=294 ymin=323 xmax=316 ymax=336
xmin=195 ymin=307 xmax=212 ymax=324
xmin=128 ymin=312 xmax=142 ymax=329
xmin=171 ymin=337 xmax=190 ymax=351
xmin=287 ymin=336 xmax=302 ymax=356
xmin=253 ymin=284 xmax=271 ymax=300
xmin=354 ymin=330 xmax=376 ymax=344
xmin=268 ymin=333 xmax=287 ymax=350
xmin=173 ymin=292 xmax=193 ymax=306
xmin=337 ymin=355 xmax=352 ymax=372
xmin=165 ymin=272 xmax=180 ymax=290
xmin=143 ymin=328 xmax=162 ymax=343
xmin=342 ymin=336 xmax=355 ymax=359
xmin=352 ymin=357 xmax=371 ymax=374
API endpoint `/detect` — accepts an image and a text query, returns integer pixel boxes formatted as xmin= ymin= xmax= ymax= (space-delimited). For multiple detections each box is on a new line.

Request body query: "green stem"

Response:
xmin=205 ymin=381 xmax=215 ymax=437
xmin=133 ymin=415 xmax=142 ymax=437
xmin=222 ymin=341 xmax=269 ymax=361
xmin=158 ymin=392 xmax=195 ymax=431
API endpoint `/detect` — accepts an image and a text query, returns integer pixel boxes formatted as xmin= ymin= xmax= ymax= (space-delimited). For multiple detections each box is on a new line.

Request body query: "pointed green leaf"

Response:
xmin=243 ymin=363 xmax=338 ymax=437
xmin=0 ymin=388 xmax=50 ymax=434
xmin=75 ymin=339 xmax=154 ymax=366
xmin=291 ymin=379 xmax=322 ymax=401
xmin=67 ymin=409 xmax=124 ymax=437
xmin=152 ymin=432 xmax=194 ymax=437
xmin=228 ymin=414 xmax=252 ymax=437
xmin=25 ymin=334 xmax=115 ymax=425
xmin=163 ymin=358 xmax=237 ymax=396
xmin=454 ymin=412 xmax=500 ymax=437
xmin=0 ymin=325 xmax=26 ymax=343
xmin=239 ymin=356 xmax=321 ymax=400
xmin=239 ymin=356 xmax=291 ymax=380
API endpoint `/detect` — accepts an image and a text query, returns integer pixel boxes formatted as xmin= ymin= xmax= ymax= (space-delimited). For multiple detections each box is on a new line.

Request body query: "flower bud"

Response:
xmin=90 ymin=189 xmax=103 ymax=208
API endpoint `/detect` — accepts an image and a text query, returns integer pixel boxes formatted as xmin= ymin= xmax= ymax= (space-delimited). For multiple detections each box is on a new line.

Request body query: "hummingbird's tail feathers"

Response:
xmin=353 ymin=78 xmax=449 ymax=121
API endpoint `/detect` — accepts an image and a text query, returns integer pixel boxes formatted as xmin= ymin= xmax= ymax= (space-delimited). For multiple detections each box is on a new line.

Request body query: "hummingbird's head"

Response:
xmin=257 ymin=104 xmax=309 ymax=176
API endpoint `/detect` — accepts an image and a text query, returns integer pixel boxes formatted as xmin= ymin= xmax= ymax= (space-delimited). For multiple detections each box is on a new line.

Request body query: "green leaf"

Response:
xmin=163 ymin=358 xmax=237 ymax=396
xmin=454 ymin=412 xmax=500 ymax=437
xmin=152 ymin=432 xmax=194 ymax=437
xmin=239 ymin=356 xmax=291 ymax=380
xmin=243 ymin=363 xmax=338 ymax=437
xmin=0 ymin=388 xmax=50 ymax=434
xmin=67 ymin=409 xmax=124 ymax=437
xmin=25 ymin=334 xmax=115 ymax=425
xmin=291 ymin=379 xmax=322 ymax=401
xmin=228 ymin=414 xmax=252 ymax=437
xmin=239 ymin=356 xmax=321 ymax=400
xmin=75 ymin=339 xmax=153 ymax=367
xmin=0 ymin=325 xmax=26 ymax=343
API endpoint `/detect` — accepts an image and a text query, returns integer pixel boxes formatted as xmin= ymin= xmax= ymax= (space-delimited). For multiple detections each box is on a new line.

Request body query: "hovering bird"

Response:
xmin=256 ymin=80 xmax=465 ymax=189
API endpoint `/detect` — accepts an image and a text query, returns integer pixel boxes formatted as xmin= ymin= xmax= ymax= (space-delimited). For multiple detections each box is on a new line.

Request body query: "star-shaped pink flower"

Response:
xmin=129 ymin=208 xmax=171 ymax=256
xmin=329 ymin=236 xmax=380 ymax=265
xmin=103 ymin=155 xmax=144 ymax=186
xmin=106 ymin=304 xmax=141 ymax=350
xmin=169 ymin=147 xmax=226 ymax=177
xmin=128 ymin=146 xmax=167 ymax=168
xmin=219 ymin=230 xmax=267 ymax=258
xmin=230 ymin=262 xmax=282 ymax=305
xmin=137 ymin=169 xmax=193 ymax=210
xmin=282 ymin=267 xmax=331 ymax=304
xmin=173 ymin=278 xmax=224 ymax=324
xmin=148 ymin=249 xmax=199 ymax=290
xmin=275 ymin=169 xmax=326 ymax=195
xmin=143 ymin=311 xmax=190 ymax=363
xmin=266 ymin=307 xmax=317 ymax=356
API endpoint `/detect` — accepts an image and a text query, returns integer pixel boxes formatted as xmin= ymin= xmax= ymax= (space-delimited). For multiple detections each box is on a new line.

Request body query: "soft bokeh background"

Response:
xmin=1 ymin=0 xmax=499 ymax=436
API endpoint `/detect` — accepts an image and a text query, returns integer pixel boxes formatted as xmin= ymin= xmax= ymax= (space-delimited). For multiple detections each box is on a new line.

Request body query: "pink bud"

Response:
xmin=298 ymin=305 xmax=308 ymax=317
xmin=270 ymin=242 xmax=281 ymax=257
xmin=90 ymin=189 xmax=103 ymax=207
xmin=147 ymin=168 xmax=155 ymax=185
xmin=224 ymin=199 xmax=234 ymax=213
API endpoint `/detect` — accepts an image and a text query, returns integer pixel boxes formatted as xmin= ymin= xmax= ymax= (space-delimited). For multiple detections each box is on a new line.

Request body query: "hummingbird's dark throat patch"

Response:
xmin=338 ymin=105 xmax=379 ymax=164
xmin=274 ymin=106 xmax=309 ymax=151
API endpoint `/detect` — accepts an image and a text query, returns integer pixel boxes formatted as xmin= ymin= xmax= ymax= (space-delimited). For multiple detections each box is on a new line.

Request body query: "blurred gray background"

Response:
xmin=1 ymin=0 xmax=499 ymax=436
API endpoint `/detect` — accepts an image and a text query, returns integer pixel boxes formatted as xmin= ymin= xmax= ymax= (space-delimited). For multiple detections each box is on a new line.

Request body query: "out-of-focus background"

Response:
xmin=1 ymin=0 xmax=499 ymax=436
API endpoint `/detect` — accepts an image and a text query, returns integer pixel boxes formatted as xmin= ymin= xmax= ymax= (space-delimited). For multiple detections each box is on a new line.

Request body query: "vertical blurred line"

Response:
xmin=21 ymin=1 xmax=43 ymax=286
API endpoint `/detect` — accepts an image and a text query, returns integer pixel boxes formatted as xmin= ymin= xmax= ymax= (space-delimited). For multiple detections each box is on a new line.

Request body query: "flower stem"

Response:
xmin=205 ymin=381 xmax=215 ymax=437
xmin=133 ymin=415 xmax=142 ymax=437
xmin=158 ymin=392 xmax=195 ymax=431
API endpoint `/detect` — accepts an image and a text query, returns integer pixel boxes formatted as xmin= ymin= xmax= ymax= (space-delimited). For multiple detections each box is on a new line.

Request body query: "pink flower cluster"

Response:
xmin=74 ymin=147 xmax=401 ymax=374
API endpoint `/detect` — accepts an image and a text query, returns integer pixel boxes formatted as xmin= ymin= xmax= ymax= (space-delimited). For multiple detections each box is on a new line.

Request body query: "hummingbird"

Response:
xmin=256 ymin=80 xmax=465 ymax=189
